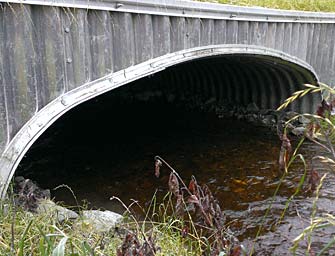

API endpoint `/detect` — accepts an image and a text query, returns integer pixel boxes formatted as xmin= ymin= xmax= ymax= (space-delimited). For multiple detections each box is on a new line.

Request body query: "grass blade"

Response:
xmin=18 ymin=219 xmax=34 ymax=256
xmin=52 ymin=236 xmax=68 ymax=256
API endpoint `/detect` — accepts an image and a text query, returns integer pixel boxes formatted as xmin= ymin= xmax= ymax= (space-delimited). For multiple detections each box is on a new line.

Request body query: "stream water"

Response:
xmin=17 ymin=99 xmax=335 ymax=255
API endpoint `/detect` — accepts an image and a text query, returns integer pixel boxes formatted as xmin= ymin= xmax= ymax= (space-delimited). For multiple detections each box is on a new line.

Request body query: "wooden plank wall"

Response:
xmin=0 ymin=2 xmax=335 ymax=155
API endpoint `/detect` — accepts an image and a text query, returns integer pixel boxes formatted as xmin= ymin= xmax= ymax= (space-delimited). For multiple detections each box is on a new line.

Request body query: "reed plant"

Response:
xmin=274 ymin=82 xmax=335 ymax=255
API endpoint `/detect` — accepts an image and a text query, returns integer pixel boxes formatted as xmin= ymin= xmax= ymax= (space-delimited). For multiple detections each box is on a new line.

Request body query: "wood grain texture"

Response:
xmin=0 ymin=1 xmax=333 ymax=167
xmin=0 ymin=7 xmax=8 ymax=152
xmin=88 ymin=10 xmax=113 ymax=80
xmin=133 ymin=14 xmax=153 ymax=64
xmin=2 ymin=4 xmax=37 ymax=139
xmin=153 ymin=16 xmax=171 ymax=58
xmin=170 ymin=16 xmax=186 ymax=52
xmin=111 ymin=12 xmax=135 ymax=71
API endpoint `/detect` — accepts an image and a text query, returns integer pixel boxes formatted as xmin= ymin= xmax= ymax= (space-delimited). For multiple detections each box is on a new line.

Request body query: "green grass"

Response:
xmin=0 ymin=197 xmax=202 ymax=256
xmin=0 ymin=203 xmax=120 ymax=255
xmin=198 ymin=0 xmax=335 ymax=12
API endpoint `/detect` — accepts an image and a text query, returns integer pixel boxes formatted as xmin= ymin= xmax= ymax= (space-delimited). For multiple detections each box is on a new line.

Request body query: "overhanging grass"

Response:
xmin=198 ymin=0 xmax=335 ymax=12
xmin=0 ymin=200 xmax=201 ymax=255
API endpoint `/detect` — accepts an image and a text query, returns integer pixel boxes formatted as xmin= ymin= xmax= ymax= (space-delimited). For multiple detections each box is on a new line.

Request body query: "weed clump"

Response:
xmin=152 ymin=156 xmax=244 ymax=256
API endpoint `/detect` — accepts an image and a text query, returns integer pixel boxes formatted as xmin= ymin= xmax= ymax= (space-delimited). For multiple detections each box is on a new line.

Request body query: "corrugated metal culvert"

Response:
xmin=125 ymin=54 xmax=319 ymax=114
xmin=1 ymin=0 xmax=329 ymax=196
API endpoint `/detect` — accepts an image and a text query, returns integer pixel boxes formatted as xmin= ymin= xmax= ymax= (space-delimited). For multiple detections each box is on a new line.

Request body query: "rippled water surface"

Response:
xmin=18 ymin=100 xmax=335 ymax=255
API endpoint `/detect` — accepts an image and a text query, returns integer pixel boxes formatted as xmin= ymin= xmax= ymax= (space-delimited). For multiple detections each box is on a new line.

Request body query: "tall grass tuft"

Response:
xmin=275 ymin=81 xmax=335 ymax=255
xmin=0 ymin=192 xmax=201 ymax=255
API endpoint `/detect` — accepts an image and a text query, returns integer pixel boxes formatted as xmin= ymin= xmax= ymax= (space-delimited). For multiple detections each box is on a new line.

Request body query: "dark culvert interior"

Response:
xmin=16 ymin=55 xmax=320 ymax=245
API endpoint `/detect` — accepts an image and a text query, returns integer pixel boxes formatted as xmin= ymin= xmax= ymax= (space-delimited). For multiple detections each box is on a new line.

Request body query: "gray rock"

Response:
xmin=299 ymin=115 xmax=310 ymax=125
xmin=135 ymin=91 xmax=154 ymax=101
xmin=260 ymin=109 xmax=271 ymax=115
xmin=204 ymin=97 xmax=216 ymax=105
xmin=286 ymin=123 xmax=296 ymax=130
xmin=261 ymin=115 xmax=276 ymax=126
xmin=268 ymin=110 xmax=284 ymax=121
xmin=246 ymin=114 xmax=258 ymax=123
xmin=284 ymin=111 xmax=299 ymax=120
xmin=292 ymin=127 xmax=306 ymax=136
xmin=81 ymin=210 xmax=123 ymax=232
xmin=246 ymin=102 xmax=259 ymax=113
xmin=37 ymin=199 xmax=78 ymax=222
xmin=15 ymin=176 xmax=25 ymax=183
xmin=14 ymin=177 xmax=51 ymax=200
xmin=14 ymin=176 xmax=51 ymax=211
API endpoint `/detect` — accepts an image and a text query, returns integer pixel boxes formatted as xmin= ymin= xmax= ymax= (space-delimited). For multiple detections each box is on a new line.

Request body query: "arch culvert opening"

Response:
xmin=15 ymin=55 xmax=320 ymax=246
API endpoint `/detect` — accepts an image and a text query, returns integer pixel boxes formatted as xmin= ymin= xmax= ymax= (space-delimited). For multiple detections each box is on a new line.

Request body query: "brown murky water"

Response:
xmin=17 ymin=100 xmax=335 ymax=255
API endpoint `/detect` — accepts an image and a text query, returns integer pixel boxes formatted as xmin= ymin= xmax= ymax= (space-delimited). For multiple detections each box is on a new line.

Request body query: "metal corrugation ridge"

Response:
xmin=160 ymin=55 xmax=319 ymax=112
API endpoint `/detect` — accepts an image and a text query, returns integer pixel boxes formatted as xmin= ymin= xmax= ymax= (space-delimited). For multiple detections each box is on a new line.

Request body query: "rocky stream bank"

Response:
xmin=11 ymin=176 xmax=123 ymax=233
